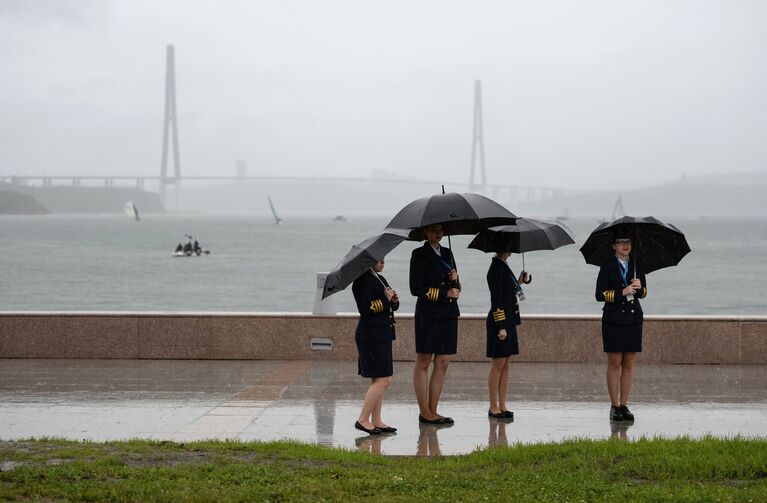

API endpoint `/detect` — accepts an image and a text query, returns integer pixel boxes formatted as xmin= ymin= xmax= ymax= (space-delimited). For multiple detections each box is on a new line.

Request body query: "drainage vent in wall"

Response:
xmin=310 ymin=337 xmax=333 ymax=351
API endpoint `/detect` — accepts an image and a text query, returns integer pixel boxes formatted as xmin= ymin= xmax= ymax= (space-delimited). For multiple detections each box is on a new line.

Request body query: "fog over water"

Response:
xmin=1 ymin=0 xmax=766 ymax=199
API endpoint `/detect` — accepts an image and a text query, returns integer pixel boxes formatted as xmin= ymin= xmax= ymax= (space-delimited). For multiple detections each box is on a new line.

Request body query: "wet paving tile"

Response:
xmin=1 ymin=359 xmax=766 ymax=455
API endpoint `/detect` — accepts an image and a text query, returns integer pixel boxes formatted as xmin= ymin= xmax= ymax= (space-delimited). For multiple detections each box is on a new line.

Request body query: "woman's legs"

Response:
xmin=498 ymin=358 xmax=511 ymax=412
xmin=488 ymin=357 xmax=509 ymax=413
xmin=371 ymin=376 xmax=392 ymax=428
xmin=358 ymin=376 xmax=391 ymax=428
xmin=429 ymin=355 xmax=451 ymax=417
xmin=606 ymin=352 xmax=623 ymax=407
xmin=619 ymin=352 xmax=637 ymax=406
xmin=413 ymin=353 xmax=436 ymax=419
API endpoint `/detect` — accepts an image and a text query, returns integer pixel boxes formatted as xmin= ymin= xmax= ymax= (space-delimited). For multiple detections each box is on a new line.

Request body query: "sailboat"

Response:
xmin=124 ymin=201 xmax=140 ymax=221
xmin=600 ymin=194 xmax=625 ymax=223
xmin=268 ymin=195 xmax=283 ymax=225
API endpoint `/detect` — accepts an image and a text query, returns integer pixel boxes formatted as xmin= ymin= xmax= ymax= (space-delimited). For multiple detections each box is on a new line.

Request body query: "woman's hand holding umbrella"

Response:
xmin=624 ymin=278 xmax=641 ymax=297
xmin=446 ymin=269 xmax=460 ymax=300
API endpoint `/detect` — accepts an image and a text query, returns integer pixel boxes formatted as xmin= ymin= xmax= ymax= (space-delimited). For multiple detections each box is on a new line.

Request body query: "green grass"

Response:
xmin=1 ymin=437 xmax=766 ymax=501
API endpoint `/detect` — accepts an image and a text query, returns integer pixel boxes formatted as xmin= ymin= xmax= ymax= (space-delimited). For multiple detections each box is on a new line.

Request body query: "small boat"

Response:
xmin=333 ymin=215 xmax=348 ymax=222
xmin=124 ymin=201 xmax=140 ymax=221
xmin=172 ymin=234 xmax=210 ymax=257
xmin=555 ymin=208 xmax=569 ymax=221
xmin=268 ymin=195 xmax=283 ymax=225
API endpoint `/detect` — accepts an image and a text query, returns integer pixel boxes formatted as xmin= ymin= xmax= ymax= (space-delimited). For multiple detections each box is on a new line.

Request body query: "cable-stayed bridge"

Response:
xmin=0 ymin=173 xmax=587 ymax=203
xmin=1 ymin=52 xmax=590 ymax=205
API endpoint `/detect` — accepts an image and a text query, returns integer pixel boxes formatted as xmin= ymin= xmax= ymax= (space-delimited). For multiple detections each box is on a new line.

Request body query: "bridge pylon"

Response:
xmin=160 ymin=44 xmax=182 ymax=205
xmin=468 ymin=80 xmax=487 ymax=193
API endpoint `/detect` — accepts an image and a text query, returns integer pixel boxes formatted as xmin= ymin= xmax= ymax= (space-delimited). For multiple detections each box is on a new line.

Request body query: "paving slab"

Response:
xmin=1 ymin=359 xmax=766 ymax=456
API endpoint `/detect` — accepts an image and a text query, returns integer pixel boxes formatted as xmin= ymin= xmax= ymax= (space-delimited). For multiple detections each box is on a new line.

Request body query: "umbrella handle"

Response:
xmin=441 ymin=184 xmax=459 ymax=286
xmin=520 ymin=253 xmax=532 ymax=284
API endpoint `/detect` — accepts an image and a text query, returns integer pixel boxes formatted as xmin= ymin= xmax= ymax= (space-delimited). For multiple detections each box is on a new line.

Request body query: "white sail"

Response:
xmin=612 ymin=194 xmax=625 ymax=220
xmin=268 ymin=196 xmax=282 ymax=225
xmin=124 ymin=201 xmax=140 ymax=221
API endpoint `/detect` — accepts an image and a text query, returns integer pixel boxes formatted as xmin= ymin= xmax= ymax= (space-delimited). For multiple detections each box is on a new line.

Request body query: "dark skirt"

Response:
xmin=356 ymin=340 xmax=393 ymax=378
xmin=602 ymin=322 xmax=643 ymax=353
xmin=414 ymin=315 xmax=458 ymax=355
xmin=486 ymin=322 xmax=519 ymax=358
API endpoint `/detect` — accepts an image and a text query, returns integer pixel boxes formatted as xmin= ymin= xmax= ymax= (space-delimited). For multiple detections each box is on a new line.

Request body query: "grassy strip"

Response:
xmin=1 ymin=437 xmax=766 ymax=501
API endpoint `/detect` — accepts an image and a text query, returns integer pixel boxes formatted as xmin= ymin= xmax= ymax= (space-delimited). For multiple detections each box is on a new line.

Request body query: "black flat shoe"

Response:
xmin=501 ymin=410 xmax=514 ymax=419
xmin=355 ymin=421 xmax=382 ymax=435
xmin=488 ymin=409 xmax=506 ymax=419
xmin=439 ymin=416 xmax=454 ymax=424
xmin=418 ymin=414 xmax=446 ymax=424
xmin=374 ymin=426 xmax=397 ymax=433
xmin=609 ymin=405 xmax=625 ymax=421
xmin=619 ymin=405 xmax=635 ymax=421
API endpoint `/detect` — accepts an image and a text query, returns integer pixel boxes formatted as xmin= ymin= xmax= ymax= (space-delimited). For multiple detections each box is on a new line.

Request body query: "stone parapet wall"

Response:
xmin=1 ymin=312 xmax=766 ymax=364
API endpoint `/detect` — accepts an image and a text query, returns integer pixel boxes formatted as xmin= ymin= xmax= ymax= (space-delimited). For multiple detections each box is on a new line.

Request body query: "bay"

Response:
xmin=0 ymin=214 xmax=764 ymax=315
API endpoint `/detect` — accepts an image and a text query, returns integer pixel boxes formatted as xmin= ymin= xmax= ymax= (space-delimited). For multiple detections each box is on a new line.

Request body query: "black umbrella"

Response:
xmin=386 ymin=191 xmax=517 ymax=242
xmin=322 ymin=228 xmax=410 ymax=299
xmin=579 ymin=215 xmax=691 ymax=274
xmin=468 ymin=218 xmax=575 ymax=254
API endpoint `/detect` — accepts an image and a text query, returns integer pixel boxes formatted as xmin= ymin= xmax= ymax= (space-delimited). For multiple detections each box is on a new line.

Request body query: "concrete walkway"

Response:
xmin=1 ymin=359 xmax=766 ymax=456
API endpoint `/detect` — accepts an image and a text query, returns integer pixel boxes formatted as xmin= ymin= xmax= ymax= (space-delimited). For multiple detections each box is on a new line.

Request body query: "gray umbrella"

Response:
xmin=322 ymin=228 xmax=410 ymax=299
xmin=468 ymin=218 xmax=576 ymax=253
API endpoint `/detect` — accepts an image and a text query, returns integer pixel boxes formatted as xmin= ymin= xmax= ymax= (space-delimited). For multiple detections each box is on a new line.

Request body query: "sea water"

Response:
xmin=1 ymin=214 xmax=764 ymax=315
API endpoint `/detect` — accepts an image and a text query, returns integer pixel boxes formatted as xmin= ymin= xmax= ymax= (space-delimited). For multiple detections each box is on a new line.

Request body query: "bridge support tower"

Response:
xmin=160 ymin=44 xmax=182 ymax=206
xmin=469 ymin=80 xmax=487 ymax=193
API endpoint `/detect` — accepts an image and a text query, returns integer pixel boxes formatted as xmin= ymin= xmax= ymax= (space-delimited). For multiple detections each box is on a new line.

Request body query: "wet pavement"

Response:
xmin=1 ymin=359 xmax=766 ymax=456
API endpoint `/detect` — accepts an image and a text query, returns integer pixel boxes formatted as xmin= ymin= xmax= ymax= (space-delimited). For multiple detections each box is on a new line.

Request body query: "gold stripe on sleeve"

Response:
xmin=492 ymin=308 xmax=506 ymax=322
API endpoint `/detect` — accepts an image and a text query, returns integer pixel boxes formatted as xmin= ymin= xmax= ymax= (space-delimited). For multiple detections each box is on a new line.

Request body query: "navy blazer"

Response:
xmin=486 ymin=257 xmax=522 ymax=332
xmin=409 ymin=242 xmax=461 ymax=319
xmin=595 ymin=257 xmax=647 ymax=325
xmin=352 ymin=270 xmax=398 ymax=342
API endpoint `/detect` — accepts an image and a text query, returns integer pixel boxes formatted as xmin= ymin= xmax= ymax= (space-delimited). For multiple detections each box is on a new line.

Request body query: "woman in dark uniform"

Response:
xmin=352 ymin=258 xmax=399 ymax=435
xmin=595 ymin=236 xmax=647 ymax=422
xmin=485 ymin=251 xmax=530 ymax=419
xmin=409 ymin=223 xmax=460 ymax=425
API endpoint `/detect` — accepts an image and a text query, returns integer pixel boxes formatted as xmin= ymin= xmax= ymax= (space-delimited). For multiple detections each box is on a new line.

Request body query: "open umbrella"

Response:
xmin=322 ymin=228 xmax=410 ymax=299
xmin=580 ymin=215 xmax=691 ymax=274
xmin=468 ymin=218 xmax=575 ymax=283
xmin=386 ymin=191 xmax=517 ymax=242
xmin=468 ymin=218 xmax=575 ymax=254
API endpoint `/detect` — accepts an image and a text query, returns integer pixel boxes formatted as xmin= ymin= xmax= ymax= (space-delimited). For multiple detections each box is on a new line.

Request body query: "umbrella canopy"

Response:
xmin=579 ymin=215 xmax=691 ymax=274
xmin=322 ymin=228 xmax=410 ymax=299
xmin=386 ymin=192 xmax=517 ymax=241
xmin=468 ymin=218 xmax=575 ymax=253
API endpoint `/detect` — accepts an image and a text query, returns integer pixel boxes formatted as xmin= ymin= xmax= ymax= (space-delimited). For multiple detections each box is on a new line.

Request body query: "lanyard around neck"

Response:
xmin=617 ymin=259 xmax=629 ymax=284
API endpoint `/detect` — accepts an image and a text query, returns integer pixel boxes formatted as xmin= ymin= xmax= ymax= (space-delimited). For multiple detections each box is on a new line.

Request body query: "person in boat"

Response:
xmin=193 ymin=240 xmax=202 ymax=255
xmin=183 ymin=240 xmax=193 ymax=255
xmin=174 ymin=243 xmax=183 ymax=254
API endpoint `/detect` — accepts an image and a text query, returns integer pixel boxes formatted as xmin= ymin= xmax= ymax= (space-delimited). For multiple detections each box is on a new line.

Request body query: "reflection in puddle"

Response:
xmin=416 ymin=422 xmax=453 ymax=457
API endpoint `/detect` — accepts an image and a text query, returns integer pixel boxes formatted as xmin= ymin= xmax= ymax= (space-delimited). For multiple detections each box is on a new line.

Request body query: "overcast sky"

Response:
xmin=1 ymin=0 xmax=765 ymax=190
